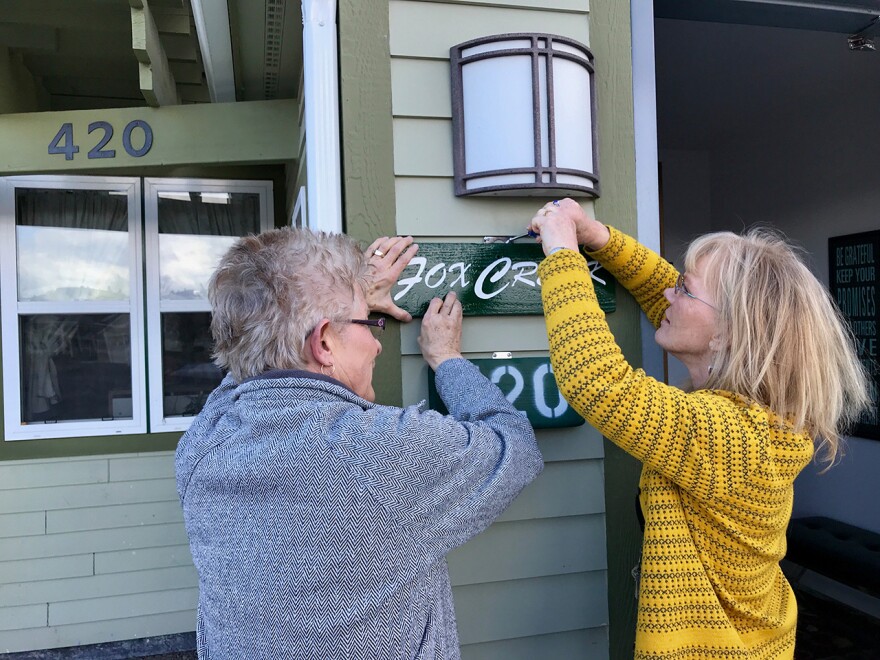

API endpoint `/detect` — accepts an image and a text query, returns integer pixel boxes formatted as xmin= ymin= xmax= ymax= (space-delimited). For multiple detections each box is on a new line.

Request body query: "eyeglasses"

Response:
xmin=675 ymin=272 xmax=716 ymax=309
xmin=347 ymin=317 xmax=386 ymax=338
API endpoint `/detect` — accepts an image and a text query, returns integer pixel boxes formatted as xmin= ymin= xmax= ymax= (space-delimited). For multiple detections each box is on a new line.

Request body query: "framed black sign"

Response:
xmin=392 ymin=242 xmax=615 ymax=317
xmin=829 ymin=230 xmax=879 ymax=439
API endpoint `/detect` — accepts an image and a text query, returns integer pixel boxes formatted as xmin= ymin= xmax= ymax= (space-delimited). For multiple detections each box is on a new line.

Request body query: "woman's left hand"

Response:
xmin=418 ymin=292 xmax=463 ymax=370
xmin=365 ymin=236 xmax=419 ymax=322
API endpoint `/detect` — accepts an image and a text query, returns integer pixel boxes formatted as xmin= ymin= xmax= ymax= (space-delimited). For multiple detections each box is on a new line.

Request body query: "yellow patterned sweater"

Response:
xmin=538 ymin=228 xmax=814 ymax=660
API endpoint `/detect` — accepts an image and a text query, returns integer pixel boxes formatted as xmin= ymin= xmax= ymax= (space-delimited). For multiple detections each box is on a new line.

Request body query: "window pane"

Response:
xmin=15 ymin=188 xmax=130 ymax=302
xmin=20 ymin=314 xmax=132 ymax=424
xmin=161 ymin=312 xmax=223 ymax=418
xmin=157 ymin=191 xmax=261 ymax=301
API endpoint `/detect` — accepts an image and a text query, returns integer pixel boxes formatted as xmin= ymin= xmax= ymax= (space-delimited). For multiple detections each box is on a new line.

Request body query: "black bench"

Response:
xmin=786 ymin=516 xmax=880 ymax=598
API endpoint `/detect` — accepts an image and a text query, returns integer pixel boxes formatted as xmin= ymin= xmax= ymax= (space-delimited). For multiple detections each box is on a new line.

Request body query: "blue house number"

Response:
xmin=48 ymin=120 xmax=153 ymax=161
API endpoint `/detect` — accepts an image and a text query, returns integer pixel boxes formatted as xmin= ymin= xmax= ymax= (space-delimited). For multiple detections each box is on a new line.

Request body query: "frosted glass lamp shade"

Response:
xmin=450 ymin=34 xmax=599 ymax=198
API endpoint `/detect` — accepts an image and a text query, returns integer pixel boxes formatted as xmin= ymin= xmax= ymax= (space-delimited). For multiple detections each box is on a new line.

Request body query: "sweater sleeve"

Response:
xmin=586 ymin=225 xmax=677 ymax=329
xmin=333 ymin=358 xmax=544 ymax=559
xmin=538 ymin=244 xmax=776 ymax=504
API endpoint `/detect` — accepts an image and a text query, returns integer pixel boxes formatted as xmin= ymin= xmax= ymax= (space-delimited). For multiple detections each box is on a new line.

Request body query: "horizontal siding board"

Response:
xmin=404 ymin=0 xmax=589 ymax=11
xmin=394 ymin=117 xmax=452 ymax=177
xmin=0 ymin=610 xmax=196 ymax=654
xmin=395 ymin=177 xmax=583 ymax=238
xmin=49 ymin=587 xmax=198 ymax=626
xmin=2 ymin=454 xmax=122 ymax=466
xmin=389 ymin=1 xmax=589 ymax=60
xmin=0 ymin=555 xmax=93 ymax=584
xmin=401 ymin=319 xmax=551 ymax=355
xmin=461 ymin=627 xmax=608 ymax=660
xmin=534 ymin=428 xmax=604 ymax=462
xmin=498 ymin=461 xmax=605 ymax=522
xmin=95 ymin=544 xmax=194 ymax=575
xmin=0 ymin=460 xmax=107 ymax=491
xmin=391 ymin=58 xmax=451 ymax=118
xmin=0 ymin=523 xmax=188 ymax=562
xmin=0 ymin=512 xmax=44 ymax=538
xmin=0 ymin=604 xmax=46 ymax=631
xmin=108 ymin=453 xmax=175 ymax=481
xmin=452 ymin=571 xmax=607 ymax=645
xmin=1 ymin=565 xmax=197 ymax=608
xmin=449 ymin=514 xmax=606 ymax=586
xmin=47 ymin=501 xmax=184 ymax=534
xmin=0 ymin=478 xmax=179 ymax=514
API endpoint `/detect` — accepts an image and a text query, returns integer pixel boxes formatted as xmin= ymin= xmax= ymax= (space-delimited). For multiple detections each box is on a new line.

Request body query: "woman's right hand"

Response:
xmin=418 ymin=292 xmax=463 ymax=371
xmin=529 ymin=198 xmax=610 ymax=252
xmin=364 ymin=235 xmax=419 ymax=322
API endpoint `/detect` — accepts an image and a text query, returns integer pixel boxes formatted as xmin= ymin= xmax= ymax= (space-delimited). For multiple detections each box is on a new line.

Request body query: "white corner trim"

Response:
xmin=631 ymin=0 xmax=664 ymax=381
xmin=302 ymin=0 xmax=343 ymax=234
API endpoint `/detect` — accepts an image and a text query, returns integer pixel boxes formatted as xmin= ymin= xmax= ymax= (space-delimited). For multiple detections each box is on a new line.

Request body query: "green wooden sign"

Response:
xmin=429 ymin=356 xmax=584 ymax=429
xmin=393 ymin=242 xmax=615 ymax=317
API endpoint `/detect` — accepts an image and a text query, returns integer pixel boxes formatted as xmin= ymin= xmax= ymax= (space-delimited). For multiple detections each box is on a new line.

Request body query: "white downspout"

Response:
xmin=631 ymin=0 xmax=664 ymax=380
xmin=302 ymin=0 xmax=343 ymax=233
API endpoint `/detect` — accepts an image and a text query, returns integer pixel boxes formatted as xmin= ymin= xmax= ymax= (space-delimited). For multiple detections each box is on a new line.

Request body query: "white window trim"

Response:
xmin=143 ymin=177 xmax=273 ymax=433
xmin=292 ymin=185 xmax=307 ymax=227
xmin=0 ymin=175 xmax=147 ymax=441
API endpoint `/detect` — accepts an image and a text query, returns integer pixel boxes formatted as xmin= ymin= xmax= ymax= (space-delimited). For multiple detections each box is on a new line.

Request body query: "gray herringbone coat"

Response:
xmin=176 ymin=358 xmax=542 ymax=659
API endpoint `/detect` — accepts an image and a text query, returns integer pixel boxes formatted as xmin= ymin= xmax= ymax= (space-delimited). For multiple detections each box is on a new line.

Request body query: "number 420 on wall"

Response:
xmin=48 ymin=120 xmax=154 ymax=161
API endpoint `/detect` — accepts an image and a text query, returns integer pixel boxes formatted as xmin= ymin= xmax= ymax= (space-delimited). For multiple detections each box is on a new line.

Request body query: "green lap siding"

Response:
xmin=0 ymin=453 xmax=197 ymax=653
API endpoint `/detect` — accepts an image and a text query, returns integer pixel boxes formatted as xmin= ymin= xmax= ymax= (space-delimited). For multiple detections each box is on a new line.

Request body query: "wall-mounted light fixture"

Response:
xmin=450 ymin=33 xmax=599 ymax=198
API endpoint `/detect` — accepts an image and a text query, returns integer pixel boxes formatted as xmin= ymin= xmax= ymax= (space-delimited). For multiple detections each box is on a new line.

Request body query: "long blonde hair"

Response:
xmin=685 ymin=228 xmax=871 ymax=465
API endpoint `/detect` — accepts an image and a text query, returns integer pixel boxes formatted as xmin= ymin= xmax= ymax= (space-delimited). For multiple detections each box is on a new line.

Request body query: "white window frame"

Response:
xmin=144 ymin=177 xmax=273 ymax=433
xmin=0 ymin=175 xmax=147 ymax=441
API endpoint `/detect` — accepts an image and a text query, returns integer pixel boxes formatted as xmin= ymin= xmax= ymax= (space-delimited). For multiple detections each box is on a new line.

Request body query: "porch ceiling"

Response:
xmin=654 ymin=0 xmax=880 ymax=34
xmin=0 ymin=0 xmax=301 ymax=112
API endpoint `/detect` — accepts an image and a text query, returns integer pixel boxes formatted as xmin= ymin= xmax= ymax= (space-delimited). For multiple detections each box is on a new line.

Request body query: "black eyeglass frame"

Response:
xmin=348 ymin=317 xmax=386 ymax=334
xmin=674 ymin=272 xmax=715 ymax=309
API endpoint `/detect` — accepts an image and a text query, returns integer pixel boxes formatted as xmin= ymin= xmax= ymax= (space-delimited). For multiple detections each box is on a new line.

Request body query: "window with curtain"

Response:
xmin=0 ymin=176 xmax=273 ymax=441
xmin=145 ymin=180 xmax=269 ymax=432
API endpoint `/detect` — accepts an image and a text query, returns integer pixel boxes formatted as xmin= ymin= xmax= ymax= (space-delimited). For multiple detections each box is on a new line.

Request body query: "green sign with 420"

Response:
xmin=429 ymin=356 xmax=584 ymax=428
xmin=392 ymin=242 xmax=615 ymax=317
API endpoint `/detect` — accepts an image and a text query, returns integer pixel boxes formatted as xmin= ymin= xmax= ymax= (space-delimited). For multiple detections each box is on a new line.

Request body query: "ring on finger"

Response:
xmin=373 ymin=249 xmax=384 ymax=257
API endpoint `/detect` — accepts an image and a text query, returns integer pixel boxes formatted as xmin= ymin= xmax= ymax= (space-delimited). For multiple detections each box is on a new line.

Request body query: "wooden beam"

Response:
xmin=134 ymin=2 xmax=192 ymax=35
xmin=152 ymin=12 xmax=192 ymax=36
xmin=161 ymin=34 xmax=199 ymax=61
xmin=131 ymin=0 xmax=180 ymax=106
xmin=167 ymin=61 xmax=203 ymax=85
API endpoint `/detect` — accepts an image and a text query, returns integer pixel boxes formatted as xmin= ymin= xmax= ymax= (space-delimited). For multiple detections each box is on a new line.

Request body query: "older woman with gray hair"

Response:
xmin=175 ymin=228 xmax=542 ymax=660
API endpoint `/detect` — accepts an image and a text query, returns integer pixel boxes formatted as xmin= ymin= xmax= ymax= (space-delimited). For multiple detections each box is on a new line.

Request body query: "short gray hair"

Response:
xmin=209 ymin=228 xmax=369 ymax=381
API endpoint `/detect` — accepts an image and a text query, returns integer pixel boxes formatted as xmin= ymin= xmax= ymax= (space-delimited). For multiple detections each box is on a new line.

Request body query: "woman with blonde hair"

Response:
xmin=529 ymin=199 xmax=869 ymax=660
